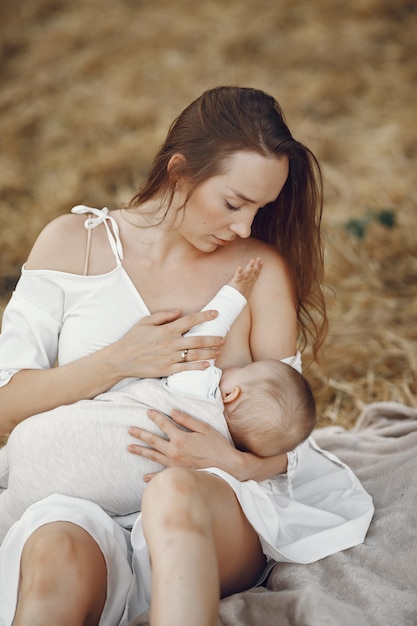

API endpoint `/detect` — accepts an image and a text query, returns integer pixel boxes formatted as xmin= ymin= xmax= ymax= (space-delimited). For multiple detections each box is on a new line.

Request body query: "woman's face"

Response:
xmin=176 ymin=151 xmax=289 ymax=252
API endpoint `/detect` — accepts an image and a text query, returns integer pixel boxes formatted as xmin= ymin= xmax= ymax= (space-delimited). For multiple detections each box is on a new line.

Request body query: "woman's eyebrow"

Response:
xmin=228 ymin=188 xmax=257 ymax=204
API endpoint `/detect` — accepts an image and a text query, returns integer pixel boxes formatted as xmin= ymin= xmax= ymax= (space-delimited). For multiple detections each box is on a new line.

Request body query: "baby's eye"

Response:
xmin=225 ymin=201 xmax=241 ymax=211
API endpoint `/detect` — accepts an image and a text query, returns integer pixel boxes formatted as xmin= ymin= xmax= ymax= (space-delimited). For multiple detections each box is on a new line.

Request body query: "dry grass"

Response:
xmin=0 ymin=0 xmax=416 ymax=437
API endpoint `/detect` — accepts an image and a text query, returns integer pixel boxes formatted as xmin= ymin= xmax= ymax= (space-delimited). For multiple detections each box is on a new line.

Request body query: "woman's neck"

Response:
xmin=117 ymin=205 xmax=204 ymax=267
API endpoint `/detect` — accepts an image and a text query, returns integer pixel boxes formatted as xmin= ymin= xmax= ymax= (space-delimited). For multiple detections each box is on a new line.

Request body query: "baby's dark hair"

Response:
xmin=226 ymin=360 xmax=316 ymax=458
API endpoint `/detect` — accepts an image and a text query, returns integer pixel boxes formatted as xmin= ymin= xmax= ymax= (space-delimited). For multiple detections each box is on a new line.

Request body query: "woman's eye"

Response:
xmin=225 ymin=201 xmax=240 ymax=211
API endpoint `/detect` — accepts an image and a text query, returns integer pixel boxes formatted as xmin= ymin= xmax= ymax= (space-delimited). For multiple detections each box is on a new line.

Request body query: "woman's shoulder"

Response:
xmin=226 ymin=236 xmax=295 ymax=301
xmin=242 ymin=237 xmax=296 ymax=302
xmin=25 ymin=210 xmax=119 ymax=274
xmin=25 ymin=212 xmax=90 ymax=273
xmin=237 ymin=236 xmax=291 ymax=274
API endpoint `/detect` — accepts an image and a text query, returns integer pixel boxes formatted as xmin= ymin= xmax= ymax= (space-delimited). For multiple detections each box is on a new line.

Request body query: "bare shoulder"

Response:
xmin=241 ymin=237 xmax=294 ymax=286
xmin=25 ymin=213 xmax=91 ymax=273
xmin=232 ymin=236 xmax=297 ymax=311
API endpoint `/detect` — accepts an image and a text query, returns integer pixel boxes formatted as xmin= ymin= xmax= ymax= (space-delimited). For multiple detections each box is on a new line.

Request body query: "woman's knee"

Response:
xmin=143 ymin=467 xmax=206 ymax=506
xmin=20 ymin=522 xmax=107 ymax=593
xmin=15 ymin=522 xmax=107 ymax=625
xmin=21 ymin=523 xmax=77 ymax=583
xmin=142 ymin=468 xmax=211 ymax=535
xmin=149 ymin=471 xmax=266 ymax=596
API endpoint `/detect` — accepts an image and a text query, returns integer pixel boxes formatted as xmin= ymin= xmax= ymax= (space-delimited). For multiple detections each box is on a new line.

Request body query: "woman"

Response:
xmin=0 ymin=87 xmax=372 ymax=626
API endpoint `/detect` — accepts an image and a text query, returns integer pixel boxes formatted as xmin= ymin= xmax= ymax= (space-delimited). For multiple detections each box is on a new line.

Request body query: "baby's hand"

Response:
xmin=229 ymin=257 xmax=262 ymax=298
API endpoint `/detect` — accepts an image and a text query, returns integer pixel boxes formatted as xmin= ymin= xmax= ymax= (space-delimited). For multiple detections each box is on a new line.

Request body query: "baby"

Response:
xmin=221 ymin=358 xmax=315 ymax=458
xmin=0 ymin=259 xmax=315 ymax=543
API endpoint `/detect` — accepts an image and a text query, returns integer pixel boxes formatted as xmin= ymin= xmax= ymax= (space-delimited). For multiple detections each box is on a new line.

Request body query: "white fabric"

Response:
xmin=0 ymin=495 xmax=134 ymax=626
xmin=0 ymin=379 xmax=233 ymax=542
xmin=0 ymin=206 xmax=144 ymax=385
xmin=279 ymin=351 xmax=302 ymax=373
xmin=166 ymin=284 xmax=247 ymax=398
xmin=0 ymin=270 xmax=248 ymax=542
xmin=72 ymin=205 xmax=125 ymax=263
xmin=207 ymin=436 xmax=374 ymax=564
xmin=0 ymin=274 xmax=292 ymax=542
xmin=0 ymin=266 xmax=148 ymax=385
xmin=0 ymin=206 xmax=374 ymax=625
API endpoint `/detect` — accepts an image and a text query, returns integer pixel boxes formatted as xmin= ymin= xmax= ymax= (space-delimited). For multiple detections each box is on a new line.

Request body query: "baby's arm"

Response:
xmin=228 ymin=257 xmax=262 ymax=300
xmin=180 ymin=258 xmax=263 ymax=340
xmin=165 ymin=259 xmax=262 ymax=397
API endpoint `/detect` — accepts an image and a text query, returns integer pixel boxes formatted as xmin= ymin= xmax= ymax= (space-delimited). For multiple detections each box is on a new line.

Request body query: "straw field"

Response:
xmin=0 ymin=0 xmax=416 ymax=440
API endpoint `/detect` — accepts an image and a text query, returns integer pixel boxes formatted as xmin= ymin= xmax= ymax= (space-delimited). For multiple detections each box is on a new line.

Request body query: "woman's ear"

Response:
xmin=222 ymin=385 xmax=241 ymax=404
xmin=167 ymin=154 xmax=186 ymax=183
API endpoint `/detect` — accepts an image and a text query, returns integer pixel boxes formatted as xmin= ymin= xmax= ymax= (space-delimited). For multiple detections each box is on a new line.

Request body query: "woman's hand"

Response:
xmin=127 ymin=409 xmax=288 ymax=482
xmin=128 ymin=408 xmax=242 ymax=478
xmin=107 ymin=309 xmax=225 ymax=380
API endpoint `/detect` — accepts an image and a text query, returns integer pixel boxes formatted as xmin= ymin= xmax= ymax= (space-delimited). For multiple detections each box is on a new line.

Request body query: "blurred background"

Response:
xmin=1 ymin=0 xmax=416 ymax=428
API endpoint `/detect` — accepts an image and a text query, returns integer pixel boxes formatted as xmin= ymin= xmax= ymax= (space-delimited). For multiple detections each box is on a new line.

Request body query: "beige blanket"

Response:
xmin=129 ymin=402 xmax=417 ymax=626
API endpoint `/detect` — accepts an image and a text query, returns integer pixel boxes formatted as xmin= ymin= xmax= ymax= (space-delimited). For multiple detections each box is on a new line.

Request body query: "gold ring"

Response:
xmin=181 ymin=349 xmax=188 ymax=361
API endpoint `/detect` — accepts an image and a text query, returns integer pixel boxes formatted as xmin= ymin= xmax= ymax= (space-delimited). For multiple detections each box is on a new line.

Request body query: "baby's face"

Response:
xmin=219 ymin=366 xmax=242 ymax=394
xmin=220 ymin=361 xmax=261 ymax=394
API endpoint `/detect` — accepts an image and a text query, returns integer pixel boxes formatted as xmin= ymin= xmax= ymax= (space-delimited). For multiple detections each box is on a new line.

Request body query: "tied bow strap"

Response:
xmin=71 ymin=205 xmax=124 ymax=264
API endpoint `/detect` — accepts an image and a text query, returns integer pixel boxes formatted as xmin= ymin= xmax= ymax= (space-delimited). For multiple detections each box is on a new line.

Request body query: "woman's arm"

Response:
xmin=128 ymin=408 xmax=288 ymax=481
xmin=248 ymin=246 xmax=298 ymax=362
xmin=0 ymin=307 xmax=226 ymax=435
xmin=0 ymin=216 xmax=225 ymax=434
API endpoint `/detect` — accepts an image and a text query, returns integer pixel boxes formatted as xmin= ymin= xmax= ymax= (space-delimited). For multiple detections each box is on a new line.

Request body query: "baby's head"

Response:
xmin=220 ymin=360 xmax=316 ymax=457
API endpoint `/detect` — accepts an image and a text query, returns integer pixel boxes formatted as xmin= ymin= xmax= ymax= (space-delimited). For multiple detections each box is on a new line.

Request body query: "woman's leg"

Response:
xmin=141 ymin=467 xmax=265 ymax=626
xmin=12 ymin=522 xmax=107 ymax=626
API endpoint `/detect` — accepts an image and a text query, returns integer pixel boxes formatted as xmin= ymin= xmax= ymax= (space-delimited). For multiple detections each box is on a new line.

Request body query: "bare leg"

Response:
xmin=141 ymin=467 xmax=265 ymax=626
xmin=13 ymin=522 xmax=107 ymax=626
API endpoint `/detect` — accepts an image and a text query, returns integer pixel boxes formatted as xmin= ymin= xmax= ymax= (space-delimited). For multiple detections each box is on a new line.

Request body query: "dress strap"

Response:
xmin=71 ymin=205 xmax=124 ymax=269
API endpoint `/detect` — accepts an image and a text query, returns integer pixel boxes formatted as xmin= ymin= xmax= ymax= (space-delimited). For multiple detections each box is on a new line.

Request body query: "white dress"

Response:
xmin=0 ymin=277 xmax=251 ymax=542
xmin=0 ymin=206 xmax=374 ymax=626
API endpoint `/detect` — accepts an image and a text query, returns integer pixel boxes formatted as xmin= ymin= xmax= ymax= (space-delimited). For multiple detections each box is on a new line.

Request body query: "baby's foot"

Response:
xmin=229 ymin=257 xmax=262 ymax=298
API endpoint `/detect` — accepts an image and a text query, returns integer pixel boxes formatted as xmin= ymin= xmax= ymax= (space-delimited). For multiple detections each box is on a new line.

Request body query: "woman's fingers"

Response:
xmin=128 ymin=408 xmax=239 ymax=474
xmin=143 ymin=308 xmax=219 ymax=334
xmin=143 ymin=471 xmax=159 ymax=483
xmin=174 ymin=309 xmax=219 ymax=335
xmin=128 ymin=410 xmax=181 ymax=460
xmin=143 ymin=309 xmax=183 ymax=326
xmin=115 ymin=308 xmax=225 ymax=379
xmin=127 ymin=409 xmax=204 ymax=469
xmin=127 ymin=425 xmax=172 ymax=466
xmin=140 ymin=309 xmax=225 ymax=361
xmin=167 ymin=408 xmax=208 ymax=433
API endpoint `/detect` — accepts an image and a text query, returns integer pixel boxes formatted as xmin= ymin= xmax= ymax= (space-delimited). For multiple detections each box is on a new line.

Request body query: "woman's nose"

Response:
xmin=230 ymin=216 xmax=253 ymax=239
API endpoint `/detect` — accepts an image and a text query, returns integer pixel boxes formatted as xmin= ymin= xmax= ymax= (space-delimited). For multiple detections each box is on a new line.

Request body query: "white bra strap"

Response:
xmin=71 ymin=205 xmax=124 ymax=267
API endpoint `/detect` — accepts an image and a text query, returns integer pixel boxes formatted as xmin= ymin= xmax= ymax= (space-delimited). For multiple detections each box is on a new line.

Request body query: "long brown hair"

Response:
xmin=129 ymin=86 xmax=327 ymax=358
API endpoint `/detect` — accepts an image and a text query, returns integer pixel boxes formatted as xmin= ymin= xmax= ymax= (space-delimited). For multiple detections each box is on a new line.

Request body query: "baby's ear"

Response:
xmin=222 ymin=385 xmax=241 ymax=404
